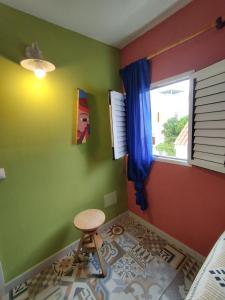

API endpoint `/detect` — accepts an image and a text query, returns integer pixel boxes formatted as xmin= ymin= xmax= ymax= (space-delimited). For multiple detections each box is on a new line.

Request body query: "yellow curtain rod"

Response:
xmin=147 ymin=16 xmax=225 ymax=60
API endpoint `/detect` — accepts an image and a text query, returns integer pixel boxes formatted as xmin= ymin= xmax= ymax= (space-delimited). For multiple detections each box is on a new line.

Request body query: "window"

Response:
xmin=150 ymin=77 xmax=190 ymax=161
xmin=109 ymin=59 xmax=225 ymax=174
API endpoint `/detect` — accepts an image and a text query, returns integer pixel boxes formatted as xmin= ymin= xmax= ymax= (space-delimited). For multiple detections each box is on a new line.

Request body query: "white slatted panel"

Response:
xmin=195 ymin=111 xmax=225 ymax=121
xmin=194 ymin=59 xmax=225 ymax=81
xmin=194 ymin=137 xmax=225 ymax=147
xmin=194 ymin=152 xmax=224 ymax=164
xmin=195 ymin=82 xmax=225 ymax=98
xmin=109 ymin=90 xmax=127 ymax=159
xmin=195 ymin=72 xmax=225 ymax=90
xmin=190 ymin=158 xmax=225 ymax=174
xmin=191 ymin=59 xmax=225 ymax=173
xmin=194 ymin=129 xmax=225 ymax=138
xmin=196 ymin=73 xmax=225 ymax=90
xmin=195 ymin=92 xmax=225 ymax=106
xmin=195 ymin=102 xmax=225 ymax=114
xmin=195 ymin=120 xmax=225 ymax=129
xmin=194 ymin=144 xmax=225 ymax=155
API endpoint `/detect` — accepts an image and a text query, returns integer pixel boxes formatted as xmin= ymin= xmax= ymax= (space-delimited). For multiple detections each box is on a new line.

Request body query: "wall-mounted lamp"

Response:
xmin=20 ymin=42 xmax=55 ymax=79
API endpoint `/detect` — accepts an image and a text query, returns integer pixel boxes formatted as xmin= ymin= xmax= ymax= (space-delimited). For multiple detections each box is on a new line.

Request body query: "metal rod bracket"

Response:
xmin=216 ymin=17 xmax=225 ymax=30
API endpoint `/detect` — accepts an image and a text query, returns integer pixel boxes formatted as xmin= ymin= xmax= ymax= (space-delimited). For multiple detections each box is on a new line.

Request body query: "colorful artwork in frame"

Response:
xmin=74 ymin=88 xmax=90 ymax=144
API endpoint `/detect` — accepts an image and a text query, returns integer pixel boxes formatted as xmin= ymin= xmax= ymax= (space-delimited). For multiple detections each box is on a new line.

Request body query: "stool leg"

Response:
xmin=93 ymin=233 xmax=106 ymax=278
xmin=74 ymin=233 xmax=84 ymax=263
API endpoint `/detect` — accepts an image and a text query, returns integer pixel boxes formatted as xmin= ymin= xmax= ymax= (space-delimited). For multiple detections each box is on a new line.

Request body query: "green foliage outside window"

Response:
xmin=156 ymin=116 xmax=188 ymax=157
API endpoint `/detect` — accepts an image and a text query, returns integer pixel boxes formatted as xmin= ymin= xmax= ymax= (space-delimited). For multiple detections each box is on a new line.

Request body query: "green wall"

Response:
xmin=0 ymin=4 xmax=127 ymax=282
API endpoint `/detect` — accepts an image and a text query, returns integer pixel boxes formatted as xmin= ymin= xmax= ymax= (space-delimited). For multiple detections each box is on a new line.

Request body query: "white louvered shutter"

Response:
xmin=190 ymin=59 xmax=225 ymax=173
xmin=108 ymin=90 xmax=127 ymax=159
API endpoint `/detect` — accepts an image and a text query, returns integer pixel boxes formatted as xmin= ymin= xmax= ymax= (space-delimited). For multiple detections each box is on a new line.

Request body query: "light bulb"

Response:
xmin=34 ymin=68 xmax=46 ymax=79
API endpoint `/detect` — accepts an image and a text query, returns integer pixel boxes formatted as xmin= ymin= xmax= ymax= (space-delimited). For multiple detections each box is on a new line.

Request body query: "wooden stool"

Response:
xmin=73 ymin=209 xmax=106 ymax=277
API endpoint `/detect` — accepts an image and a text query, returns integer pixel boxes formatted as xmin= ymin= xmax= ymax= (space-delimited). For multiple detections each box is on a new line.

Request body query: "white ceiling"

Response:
xmin=0 ymin=0 xmax=191 ymax=48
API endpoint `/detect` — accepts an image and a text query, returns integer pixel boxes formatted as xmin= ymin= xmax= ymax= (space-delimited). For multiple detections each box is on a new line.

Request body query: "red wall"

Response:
xmin=121 ymin=0 xmax=225 ymax=256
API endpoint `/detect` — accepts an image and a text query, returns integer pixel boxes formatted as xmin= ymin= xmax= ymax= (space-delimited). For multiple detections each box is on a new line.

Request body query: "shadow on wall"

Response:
xmin=14 ymin=223 xmax=74 ymax=280
xmin=72 ymin=91 xmax=113 ymax=173
xmin=0 ymin=9 xmax=24 ymax=66
xmin=0 ymin=5 xmax=56 ymax=68
xmin=0 ymin=3 xmax=105 ymax=70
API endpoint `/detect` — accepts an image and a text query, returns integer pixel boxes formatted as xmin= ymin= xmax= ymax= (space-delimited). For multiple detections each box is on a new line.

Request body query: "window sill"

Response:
xmin=153 ymin=156 xmax=191 ymax=167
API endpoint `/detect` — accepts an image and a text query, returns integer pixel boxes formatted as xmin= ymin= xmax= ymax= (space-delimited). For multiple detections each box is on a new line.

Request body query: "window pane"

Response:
xmin=150 ymin=79 xmax=190 ymax=160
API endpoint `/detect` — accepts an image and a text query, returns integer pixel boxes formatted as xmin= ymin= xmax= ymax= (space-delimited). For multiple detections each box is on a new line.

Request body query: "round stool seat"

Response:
xmin=74 ymin=209 xmax=105 ymax=232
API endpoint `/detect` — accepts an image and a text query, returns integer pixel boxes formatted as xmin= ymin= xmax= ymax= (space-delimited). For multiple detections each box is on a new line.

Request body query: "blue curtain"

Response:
xmin=120 ymin=58 xmax=153 ymax=210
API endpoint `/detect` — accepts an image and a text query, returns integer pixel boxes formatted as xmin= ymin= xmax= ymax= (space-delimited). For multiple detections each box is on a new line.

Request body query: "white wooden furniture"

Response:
xmin=186 ymin=231 xmax=225 ymax=299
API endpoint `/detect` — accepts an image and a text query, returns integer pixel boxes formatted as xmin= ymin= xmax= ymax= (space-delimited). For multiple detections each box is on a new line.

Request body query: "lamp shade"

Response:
xmin=20 ymin=42 xmax=55 ymax=78
xmin=20 ymin=58 xmax=55 ymax=72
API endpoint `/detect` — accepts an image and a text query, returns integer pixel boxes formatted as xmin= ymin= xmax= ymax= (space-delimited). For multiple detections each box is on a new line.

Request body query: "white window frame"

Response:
xmin=150 ymin=70 xmax=195 ymax=167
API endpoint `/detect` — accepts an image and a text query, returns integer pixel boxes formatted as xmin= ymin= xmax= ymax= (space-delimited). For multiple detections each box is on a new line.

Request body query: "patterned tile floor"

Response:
xmin=3 ymin=213 xmax=202 ymax=300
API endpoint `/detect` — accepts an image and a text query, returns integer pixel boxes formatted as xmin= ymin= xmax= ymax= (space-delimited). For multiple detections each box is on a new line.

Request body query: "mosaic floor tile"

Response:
xmin=52 ymin=255 xmax=74 ymax=277
xmin=100 ymin=240 xmax=125 ymax=265
xmin=86 ymin=264 xmax=127 ymax=299
xmin=139 ymin=230 xmax=167 ymax=255
xmin=113 ymin=231 xmax=138 ymax=252
xmin=106 ymin=224 xmax=125 ymax=239
xmin=60 ymin=278 xmax=97 ymax=300
xmin=160 ymin=272 xmax=187 ymax=300
xmin=10 ymin=280 xmax=32 ymax=300
xmin=121 ymin=258 xmax=177 ymax=300
xmin=5 ymin=213 xmax=202 ymax=300
xmin=121 ymin=219 xmax=148 ymax=239
xmin=181 ymin=256 xmax=202 ymax=282
xmin=28 ymin=266 xmax=60 ymax=299
xmin=35 ymin=286 xmax=63 ymax=300
xmin=159 ymin=245 xmax=187 ymax=270
xmin=112 ymin=253 xmax=143 ymax=284
xmin=128 ymin=244 xmax=154 ymax=269
xmin=67 ymin=257 xmax=99 ymax=280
